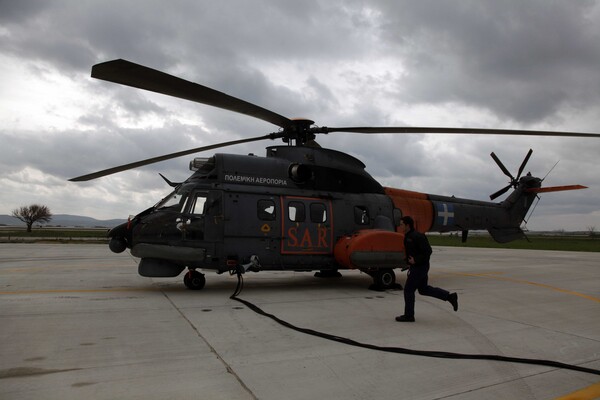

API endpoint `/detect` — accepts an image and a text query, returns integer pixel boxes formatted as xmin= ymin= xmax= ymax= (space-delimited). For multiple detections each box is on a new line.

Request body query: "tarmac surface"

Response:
xmin=1 ymin=243 xmax=599 ymax=399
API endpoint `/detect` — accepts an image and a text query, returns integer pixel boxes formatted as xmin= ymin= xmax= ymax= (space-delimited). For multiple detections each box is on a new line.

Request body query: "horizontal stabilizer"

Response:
xmin=526 ymin=185 xmax=587 ymax=194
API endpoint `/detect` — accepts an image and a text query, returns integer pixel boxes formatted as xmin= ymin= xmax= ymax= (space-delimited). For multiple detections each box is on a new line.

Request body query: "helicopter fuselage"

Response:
xmin=107 ymin=145 xmax=541 ymax=288
xmin=70 ymin=59 xmax=593 ymax=290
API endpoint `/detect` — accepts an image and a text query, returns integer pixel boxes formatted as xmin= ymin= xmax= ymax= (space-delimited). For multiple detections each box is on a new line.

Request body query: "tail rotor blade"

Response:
xmin=516 ymin=149 xmax=533 ymax=179
xmin=490 ymin=184 xmax=512 ymax=200
xmin=490 ymin=152 xmax=514 ymax=181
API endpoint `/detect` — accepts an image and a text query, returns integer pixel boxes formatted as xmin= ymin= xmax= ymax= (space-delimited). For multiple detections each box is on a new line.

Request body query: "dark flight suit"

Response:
xmin=403 ymin=229 xmax=450 ymax=317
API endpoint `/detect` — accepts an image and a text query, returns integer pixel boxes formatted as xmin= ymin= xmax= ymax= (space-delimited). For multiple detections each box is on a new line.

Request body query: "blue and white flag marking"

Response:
xmin=435 ymin=202 xmax=455 ymax=226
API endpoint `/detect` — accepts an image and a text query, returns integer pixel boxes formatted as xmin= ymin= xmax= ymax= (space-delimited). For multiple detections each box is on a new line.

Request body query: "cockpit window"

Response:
xmin=189 ymin=193 xmax=207 ymax=215
xmin=155 ymin=186 xmax=190 ymax=211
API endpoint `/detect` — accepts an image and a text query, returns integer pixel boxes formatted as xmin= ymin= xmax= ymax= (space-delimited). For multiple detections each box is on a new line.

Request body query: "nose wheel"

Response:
xmin=183 ymin=269 xmax=206 ymax=290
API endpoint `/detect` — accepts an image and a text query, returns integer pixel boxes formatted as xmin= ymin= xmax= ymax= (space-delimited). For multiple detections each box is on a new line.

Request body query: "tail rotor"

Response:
xmin=489 ymin=149 xmax=533 ymax=200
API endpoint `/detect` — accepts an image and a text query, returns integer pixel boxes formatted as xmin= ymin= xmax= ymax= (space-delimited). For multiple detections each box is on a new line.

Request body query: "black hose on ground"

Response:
xmin=230 ymin=269 xmax=600 ymax=376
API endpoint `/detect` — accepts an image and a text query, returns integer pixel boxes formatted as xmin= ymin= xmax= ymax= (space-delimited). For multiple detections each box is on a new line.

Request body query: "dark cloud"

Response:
xmin=377 ymin=0 xmax=600 ymax=123
xmin=0 ymin=0 xmax=598 ymax=230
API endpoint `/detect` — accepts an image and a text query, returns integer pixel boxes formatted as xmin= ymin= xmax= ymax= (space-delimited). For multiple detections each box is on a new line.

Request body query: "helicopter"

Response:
xmin=71 ymin=59 xmax=600 ymax=290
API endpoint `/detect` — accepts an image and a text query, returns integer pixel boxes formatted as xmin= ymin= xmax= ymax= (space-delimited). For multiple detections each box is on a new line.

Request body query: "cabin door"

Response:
xmin=280 ymin=196 xmax=333 ymax=255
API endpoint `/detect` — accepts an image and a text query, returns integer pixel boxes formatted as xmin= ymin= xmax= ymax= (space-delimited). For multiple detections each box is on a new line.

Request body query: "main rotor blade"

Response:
xmin=316 ymin=126 xmax=600 ymax=137
xmin=516 ymin=148 xmax=533 ymax=179
xmin=490 ymin=152 xmax=514 ymax=181
xmin=490 ymin=184 xmax=511 ymax=201
xmin=92 ymin=59 xmax=293 ymax=129
xmin=69 ymin=134 xmax=274 ymax=182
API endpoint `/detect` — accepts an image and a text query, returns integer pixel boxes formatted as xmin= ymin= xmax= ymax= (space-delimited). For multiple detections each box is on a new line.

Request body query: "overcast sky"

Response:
xmin=1 ymin=0 xmax=599 ymax=231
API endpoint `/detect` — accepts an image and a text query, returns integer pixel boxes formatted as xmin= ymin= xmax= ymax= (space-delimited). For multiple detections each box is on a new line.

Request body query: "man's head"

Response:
xmin=400 ymin=216 xmax=414 ymax=233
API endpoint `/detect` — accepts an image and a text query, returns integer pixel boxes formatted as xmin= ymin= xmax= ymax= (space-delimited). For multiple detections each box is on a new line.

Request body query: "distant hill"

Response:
xmin=0 ymin=214 xmax=127 ymax=228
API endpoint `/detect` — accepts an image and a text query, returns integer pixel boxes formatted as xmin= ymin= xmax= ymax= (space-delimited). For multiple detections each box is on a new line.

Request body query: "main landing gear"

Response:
xmin=183 ymin=268 xmax=206 ymax=290
xmin=366 ymin=269 xmax=401 ymax=291
xmin=180 ymin=266 xmax=401 ymax=291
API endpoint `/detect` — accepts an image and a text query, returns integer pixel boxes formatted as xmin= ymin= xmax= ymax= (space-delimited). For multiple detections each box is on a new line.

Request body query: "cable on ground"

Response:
xmin=229 ymin=268 xmax=600 ymax=376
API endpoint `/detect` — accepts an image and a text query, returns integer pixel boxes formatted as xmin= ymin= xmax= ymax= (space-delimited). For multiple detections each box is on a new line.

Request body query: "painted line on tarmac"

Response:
xmin=0 ymin=287 xmax=166 ymax=295
xmin=554 ymin=381 xmax=600 ymax=400
xmin=443 ymin=271 xmax=600 ymax=303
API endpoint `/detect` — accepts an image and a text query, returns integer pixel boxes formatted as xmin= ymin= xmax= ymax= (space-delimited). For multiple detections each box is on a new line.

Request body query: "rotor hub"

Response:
xmin=282 ymin=118 xmax=316 ymax=145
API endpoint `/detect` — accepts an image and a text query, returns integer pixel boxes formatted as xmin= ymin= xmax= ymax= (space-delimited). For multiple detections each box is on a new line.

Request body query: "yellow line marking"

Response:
xmin=554 ymin=381 xmax=600 ymax=400
xmin=443 ymin=271 xmax=600 ymax=303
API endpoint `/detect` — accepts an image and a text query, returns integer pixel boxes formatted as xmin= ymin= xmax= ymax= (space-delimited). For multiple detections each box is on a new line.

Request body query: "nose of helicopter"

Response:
xmin=107 ymin=221 xmax=131 ymax=253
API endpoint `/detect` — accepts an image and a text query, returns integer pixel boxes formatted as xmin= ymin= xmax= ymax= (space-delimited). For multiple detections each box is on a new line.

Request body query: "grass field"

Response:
xmin=428 ymin=233 xmax=599 ymax=252
xmin=0 ymin=227 xmax=109 ymax=242
xmin=1 ymin=227 xmax=598 ymax=252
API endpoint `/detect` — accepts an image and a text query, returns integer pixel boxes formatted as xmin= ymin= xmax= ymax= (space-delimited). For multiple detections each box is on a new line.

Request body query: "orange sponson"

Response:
xmin=384 ymin=187 xmax=434 ymax=233
xmin=334 ymin=229 xmax=406 ymax=270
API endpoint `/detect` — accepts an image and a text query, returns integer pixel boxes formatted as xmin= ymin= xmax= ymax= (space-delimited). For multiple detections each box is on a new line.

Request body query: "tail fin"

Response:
xmin=488 ymin=175 xmax=540 ymax=242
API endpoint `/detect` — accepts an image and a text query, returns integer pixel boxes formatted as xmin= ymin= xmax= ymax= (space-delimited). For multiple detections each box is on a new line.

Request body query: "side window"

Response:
xmin=258 ymin=199 xmax=276 ymax=221
xmin=189 ymin=193 xmax=207 ymax=215
xmin=354 ymin=206 xmax=370 ymax=225
xmin=288 ymin=201 xmax=305 ymax=222
xmin=310 ymin=203 xmax=327 ymax=223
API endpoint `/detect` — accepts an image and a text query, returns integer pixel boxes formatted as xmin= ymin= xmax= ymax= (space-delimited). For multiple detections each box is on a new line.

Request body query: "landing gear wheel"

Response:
xmin=376 ymin=269 xmax=396 ymax=287
xmin=369 ymin=269 xmax=400 ymax=291
xmin=184 ymin=270 xmax=206 ymax=290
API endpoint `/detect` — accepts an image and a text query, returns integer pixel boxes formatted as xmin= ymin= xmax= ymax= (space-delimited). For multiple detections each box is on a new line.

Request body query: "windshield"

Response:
xmin=155 ymin=186 xmax=190 ymax=211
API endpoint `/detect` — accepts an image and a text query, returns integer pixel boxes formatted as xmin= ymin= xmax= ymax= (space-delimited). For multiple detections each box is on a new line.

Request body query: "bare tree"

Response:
xmin=11 ymin=204 xmax=53 ymax=232
xmin=587 ymin=226 xmax=597 ymax=237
